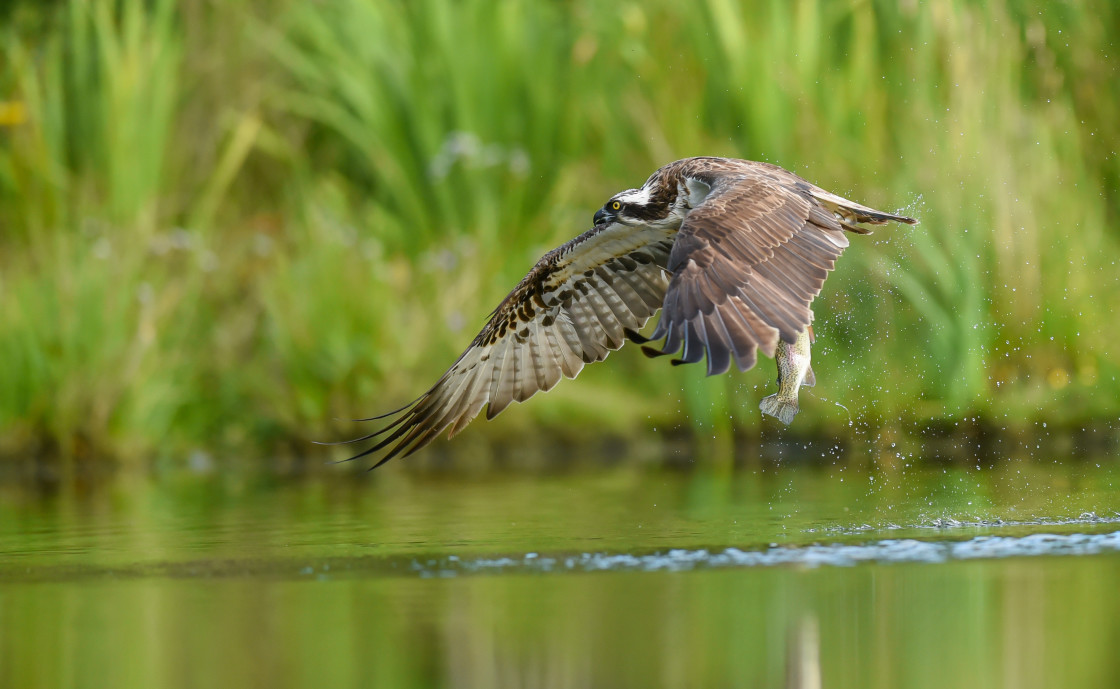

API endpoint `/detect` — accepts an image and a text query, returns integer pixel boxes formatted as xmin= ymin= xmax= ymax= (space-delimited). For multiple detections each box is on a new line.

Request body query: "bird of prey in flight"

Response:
xmin=340 ymin=157 xmax=917 ymax=468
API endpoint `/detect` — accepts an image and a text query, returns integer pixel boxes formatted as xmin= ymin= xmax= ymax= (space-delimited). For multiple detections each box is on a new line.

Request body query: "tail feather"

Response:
xmin=849 ymin=207 xmax=918 ymax=225
xmin=810 ymin=188 xmax=919 ymax=227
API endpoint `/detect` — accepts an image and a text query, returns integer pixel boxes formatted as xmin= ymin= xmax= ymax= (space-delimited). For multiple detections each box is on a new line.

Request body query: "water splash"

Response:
xmin=818 ymin=512 xmax=1120 ymax=536
xmin=411 ymin=529 xmax=1120 ymax=578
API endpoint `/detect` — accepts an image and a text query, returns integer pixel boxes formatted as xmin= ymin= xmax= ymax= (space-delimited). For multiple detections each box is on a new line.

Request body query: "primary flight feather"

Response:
xmin=340 ymin=157 xmax=917 ymax=467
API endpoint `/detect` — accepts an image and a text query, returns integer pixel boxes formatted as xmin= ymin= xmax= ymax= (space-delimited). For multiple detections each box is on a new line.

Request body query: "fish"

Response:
xmin=759 ymin=327 xmax=816 ymax=425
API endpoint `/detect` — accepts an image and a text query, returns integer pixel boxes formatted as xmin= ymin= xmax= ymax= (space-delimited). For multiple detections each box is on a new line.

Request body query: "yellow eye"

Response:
xmin=611 ymin=201 xmax=621 ymax=211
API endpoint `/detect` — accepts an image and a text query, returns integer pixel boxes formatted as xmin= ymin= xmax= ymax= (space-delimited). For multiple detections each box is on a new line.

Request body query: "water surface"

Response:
xmin=2 ymin=448 xmax=1119 ymax=688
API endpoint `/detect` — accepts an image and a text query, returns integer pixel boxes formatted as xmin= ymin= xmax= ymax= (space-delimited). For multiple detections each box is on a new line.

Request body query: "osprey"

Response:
xmin=341 ymin=157 xmax=917 ymax=467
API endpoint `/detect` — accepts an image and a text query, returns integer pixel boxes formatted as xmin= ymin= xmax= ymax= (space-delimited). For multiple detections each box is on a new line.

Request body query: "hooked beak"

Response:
xmin=593 ymin=208 xmax=611 ymax=225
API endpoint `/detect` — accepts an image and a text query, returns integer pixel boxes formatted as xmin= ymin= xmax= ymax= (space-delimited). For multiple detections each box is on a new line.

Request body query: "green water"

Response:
xmin=2 ymin=449 xmax=1120 ymax=688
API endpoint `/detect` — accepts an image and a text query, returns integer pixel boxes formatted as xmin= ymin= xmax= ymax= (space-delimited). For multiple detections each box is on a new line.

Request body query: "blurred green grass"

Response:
xmin=1 ymin=0 xmax=1117 ymax=466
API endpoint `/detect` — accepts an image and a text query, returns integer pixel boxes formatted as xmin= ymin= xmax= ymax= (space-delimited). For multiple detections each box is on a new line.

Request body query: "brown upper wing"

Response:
xmin=343 ymin=221 xmax=675 ymax=468
xmin=644 ymin=172 xmax=850 ymax=375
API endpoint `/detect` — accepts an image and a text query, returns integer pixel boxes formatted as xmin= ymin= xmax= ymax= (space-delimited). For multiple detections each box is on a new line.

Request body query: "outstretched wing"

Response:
xmin=644 ymin=171 xmax=851 ymax=376
xmin=345 ymin=222 xmax=675 ymax=468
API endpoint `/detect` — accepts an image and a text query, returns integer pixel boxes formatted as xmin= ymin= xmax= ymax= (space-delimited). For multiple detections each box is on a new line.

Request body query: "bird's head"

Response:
xmin=593 ymin=179 xmax=669 ymax=226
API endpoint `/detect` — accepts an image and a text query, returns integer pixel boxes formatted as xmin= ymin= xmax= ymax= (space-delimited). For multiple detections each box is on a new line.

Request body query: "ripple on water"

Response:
xmin=411 ymin=529 xmax=1120 ymax=578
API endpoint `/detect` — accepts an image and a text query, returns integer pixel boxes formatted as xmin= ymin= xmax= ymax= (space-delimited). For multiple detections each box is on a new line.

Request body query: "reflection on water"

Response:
xmin=2 ymin=449 xmax=1120 ymax=688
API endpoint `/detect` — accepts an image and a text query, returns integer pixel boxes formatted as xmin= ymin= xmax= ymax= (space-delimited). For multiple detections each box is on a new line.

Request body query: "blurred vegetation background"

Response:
xmin=0 ymin=0 xmax=1117 ymax=467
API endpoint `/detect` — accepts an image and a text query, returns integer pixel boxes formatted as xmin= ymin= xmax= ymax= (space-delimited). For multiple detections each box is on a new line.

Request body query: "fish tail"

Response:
xmin=760 ymin=394 xmax=799 ymax=425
